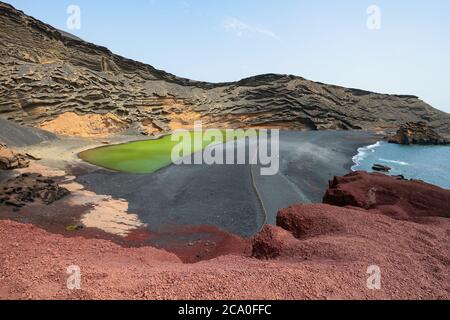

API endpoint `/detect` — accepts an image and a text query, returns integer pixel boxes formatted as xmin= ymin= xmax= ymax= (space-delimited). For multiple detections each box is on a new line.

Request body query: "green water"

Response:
xmin=79 ymin=130 xmax=256 ymax=173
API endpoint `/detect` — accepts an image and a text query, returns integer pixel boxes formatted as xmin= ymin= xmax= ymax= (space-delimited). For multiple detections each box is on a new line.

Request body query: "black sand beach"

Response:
xmin=77 ymin=131 xmax=377 ymax=237
xmin=0 ymin=118 xmax=56 ymax=147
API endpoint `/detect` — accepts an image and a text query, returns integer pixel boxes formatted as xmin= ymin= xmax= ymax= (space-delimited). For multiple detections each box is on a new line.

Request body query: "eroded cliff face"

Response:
xmin=388 ymin=122 xmax=449 ymax=145
xmin=1 ymin=1 xmax=449 ymax=136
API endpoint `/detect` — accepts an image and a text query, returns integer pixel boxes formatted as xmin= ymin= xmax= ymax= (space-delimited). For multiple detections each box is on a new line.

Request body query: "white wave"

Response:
xmin=366 ymin=141 xmax=382 ymax=150
xmin=378 ymin=158 xmax=409 ymax=166
xmin=351 ymin=141 xmax=382 ymax=170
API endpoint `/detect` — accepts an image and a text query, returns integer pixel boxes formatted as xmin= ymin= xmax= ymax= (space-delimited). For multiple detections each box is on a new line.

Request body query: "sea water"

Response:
xmin=352 ymin=141 xmax=450 ymax=190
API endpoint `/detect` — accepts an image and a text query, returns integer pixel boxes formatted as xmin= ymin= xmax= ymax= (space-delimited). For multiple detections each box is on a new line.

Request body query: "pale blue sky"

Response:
xmin=6 ymin=0 xmax=450 ymax=113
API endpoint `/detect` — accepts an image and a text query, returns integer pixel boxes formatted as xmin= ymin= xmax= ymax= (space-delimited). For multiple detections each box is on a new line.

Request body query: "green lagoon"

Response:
xmin=79 ymin=130 xmax=256 ymax=174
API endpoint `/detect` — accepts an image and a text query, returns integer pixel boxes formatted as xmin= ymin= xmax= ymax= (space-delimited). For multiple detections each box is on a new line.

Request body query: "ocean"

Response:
xmin=352 ymin=141 xmax=450 ymax=190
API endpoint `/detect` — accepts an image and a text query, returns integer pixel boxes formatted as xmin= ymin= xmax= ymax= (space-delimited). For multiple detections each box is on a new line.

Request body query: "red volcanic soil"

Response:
xmin=143 ymin=225 xmax=252 ymax=264
xmin=1 ymin=202 xmax=449 ymax=300
xmin=1 ymin=171 xmax=449 ymax=300
xmin=323 ymin=171 xmax=450 ymax=220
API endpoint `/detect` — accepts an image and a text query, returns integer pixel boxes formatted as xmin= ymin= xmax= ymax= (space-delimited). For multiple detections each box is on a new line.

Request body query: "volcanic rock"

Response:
xmin=323 ymin=171 xmax=450 ymax=220
xmin=0 ymin=144 xmax=30 ymax=170
xmin=276 ymin=204 xmax=348 ymax=239
xmin=388 ymin=122 xmax=449 ymax=145
xmin=372 ymin=164 xmax=391 ymax=172
xmin=1 ymin=2 xmax=449 ymax=136
xmin=0 ymin=173 xmax=70 ymax=209
xmin=252 ymin=225 xmax=299 ymax=259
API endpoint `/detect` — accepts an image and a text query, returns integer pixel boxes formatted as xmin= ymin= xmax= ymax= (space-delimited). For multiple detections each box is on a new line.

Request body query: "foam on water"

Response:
xmin=351 ymin=141 xmax=382 ymax=168
xmin=352 ymin=141 xmax=450 ymax=190
xmin=378 ymin=158 xmax=409 ymax=166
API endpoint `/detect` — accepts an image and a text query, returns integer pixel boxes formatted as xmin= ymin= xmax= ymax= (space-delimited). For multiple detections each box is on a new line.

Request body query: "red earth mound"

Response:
xmin=251 ymin=204 xmax=449 ymax=299
xmin=1 ymin=201 xmax=449 ymax=299
xmin=323 ymin=171 xmax=450 ymax=220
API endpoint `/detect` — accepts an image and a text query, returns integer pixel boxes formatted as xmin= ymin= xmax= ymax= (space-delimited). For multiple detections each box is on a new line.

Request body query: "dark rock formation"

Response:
xmin=1 ymin=2 xmax=450 ymax=135
xmin=252 ymin=204 xmax=363 ymax=260
xmin=388 ymin=122 xmax=449 ymax=145
xmin=323 ymin=171 xmax=450 ymax=220
xmin=0 ymin=173 xmax=70 ymax=209
xmin=0 ymin=143 xmax=29 ymax=170
xmin=372 ymin=164 xmax=391 ymax=172
xmin=252 ymin=172 xmax=450 ymax=260
xmin=276 ymin=205 xmax=347 ymax=240
xmin=251 ymin=200 xmax=450 ymax=296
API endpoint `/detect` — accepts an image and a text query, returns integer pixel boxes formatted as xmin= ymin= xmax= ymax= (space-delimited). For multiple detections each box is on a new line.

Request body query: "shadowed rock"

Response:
xmin=0 ymin=118 xmax=56 ymax=147
xmin=372 ymin=164 xmax=391 ymax=172
xmin=0 ymin=173 xmax=70 ymax=210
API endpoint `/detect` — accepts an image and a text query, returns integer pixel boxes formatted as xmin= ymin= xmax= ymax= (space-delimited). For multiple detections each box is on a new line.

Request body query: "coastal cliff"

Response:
xmin=1 ymin=1 xmax=450 ymax=137
xmin=388 ymin=122 xmax=449 ymax=145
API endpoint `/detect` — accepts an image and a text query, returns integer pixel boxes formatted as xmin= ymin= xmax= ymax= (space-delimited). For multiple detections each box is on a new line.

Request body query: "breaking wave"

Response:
xmin=351 ymin=141 xmax=382 ymax=170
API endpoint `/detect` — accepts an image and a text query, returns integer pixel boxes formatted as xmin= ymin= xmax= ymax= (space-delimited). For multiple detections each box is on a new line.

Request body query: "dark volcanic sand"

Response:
xmin=0 ymin=118 xmax=56 ymax=147
xmin=77 ymin=131 xmax=377 ymax=237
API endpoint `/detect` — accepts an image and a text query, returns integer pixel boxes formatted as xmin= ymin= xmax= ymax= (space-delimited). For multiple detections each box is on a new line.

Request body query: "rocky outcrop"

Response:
xmin=372 ymin=164 xmax=391 ymax=172
xmin=253 ymin=173 xmax=450 ymax=260
xmin=252 ymin=224 xmax=298 ymax=259
xmin=0 ymin=143 xmax=29 ymax=170
xmin=1 ymin=2 xmax=450 ymax=136
xmin=0 ymin=173 xmax=70 ymax=209
xmin=388 ymin=122 xmax=449 ymax=145
xmin=323 ymin=171 xmax=450 ymax=220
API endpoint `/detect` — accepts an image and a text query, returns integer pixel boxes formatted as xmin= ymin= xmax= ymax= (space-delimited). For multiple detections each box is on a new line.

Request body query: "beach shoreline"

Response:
xmin=1 ymin=129 xmax=377 ymax=260
xmin=1 ymin=129 xmax=449 ymax=300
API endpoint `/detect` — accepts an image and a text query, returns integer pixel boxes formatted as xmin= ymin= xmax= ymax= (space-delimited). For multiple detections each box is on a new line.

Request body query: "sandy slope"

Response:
xmin=0 ymin=118 xmax=56 ymax=147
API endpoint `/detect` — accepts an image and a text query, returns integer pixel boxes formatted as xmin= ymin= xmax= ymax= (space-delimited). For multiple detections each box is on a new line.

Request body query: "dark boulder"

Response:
xmin=0 ymin=173 xmax=70 ymax=210
xmin=372 ymin=164 xmax=391 ymax=172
